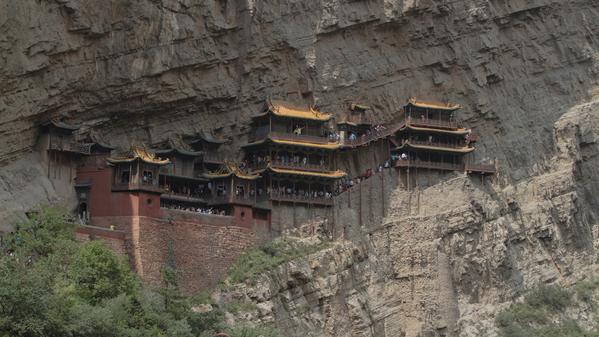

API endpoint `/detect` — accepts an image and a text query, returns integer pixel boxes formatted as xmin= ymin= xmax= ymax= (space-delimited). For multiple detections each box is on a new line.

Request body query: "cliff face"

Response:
xmin=1 ymin=0 xmax=599 ymax=335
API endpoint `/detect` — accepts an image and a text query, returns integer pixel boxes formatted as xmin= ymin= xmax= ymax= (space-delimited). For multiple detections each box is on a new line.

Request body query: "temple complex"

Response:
xmin=153 ymin=140 xmax=209 ymax=214
xmin=37 ymin=96 xmax=496 ymax=292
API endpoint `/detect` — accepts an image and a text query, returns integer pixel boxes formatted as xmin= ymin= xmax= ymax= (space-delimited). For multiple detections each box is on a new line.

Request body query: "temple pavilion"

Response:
xmin=40 ymin=120 xmax=92 ymax=181
xmin=242 ymin=99 xmax=346 ymax=206
xmin=202 ymin=161 xmax=270 ymax=226
xmin=153 ymin=139 xmax=210 ymax=211
xmin=186 ymin=131 xmax=228 ymax=172
xmin=107 ymin=146 xmax=171 ymax=193
xmin=337 ymin=103 xmax=373 ymax=144
xmin=392 ymin=98 xmax=493 ymax=174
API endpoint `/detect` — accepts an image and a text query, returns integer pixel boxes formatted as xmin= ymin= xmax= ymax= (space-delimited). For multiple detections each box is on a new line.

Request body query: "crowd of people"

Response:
xmin=160 ymin=202 xmax=228 ymax=216
xmin=162 ymin=183 xmax=211 ymax=199
xmin=244 ymin=153 xmax=327 ymax=169
xmin=270 ymin=186 xmax=334 ymax=199
xmin=334 ymin=159 xmax=393 ymax=194
xmin=345 ymin=124 xmax=388 ymax=142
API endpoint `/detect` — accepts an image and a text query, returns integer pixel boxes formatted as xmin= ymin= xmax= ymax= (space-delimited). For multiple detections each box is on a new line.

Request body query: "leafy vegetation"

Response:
xmin=496 ymin=283 xmax=599 ymax=337
xmin=0 ymin=207 xmax=279 ymax=337
xmin=223 ymin=237 xmax=330 ymax=286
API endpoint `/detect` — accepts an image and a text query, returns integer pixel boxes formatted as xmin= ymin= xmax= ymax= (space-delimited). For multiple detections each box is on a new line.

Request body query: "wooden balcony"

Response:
xmin=48 ymin=141 xmax=92 ymax=155
xmin=160 ymin=193 xmax=209 ymax=204
xmin=249 ymin=129 xmax=331 ymax=145
xmin=403 ymin=139 xmax=471 ymax=150
xmin=394 ymin=160 xmax=464 ymax=172
xmin=394 ymin=160 xmax=497 ymax=175
xmin=208 ymin=194 xmax=260 ymax=206
xmin=465 ymin=163 xmax=496 ymax=175
xmin=270 ymin=160 xmax=333 ymax=173
xmin=406 ymin=117 xmax=459 ymax=130
xmin=112 ymin=182 xmax=164 ymax=193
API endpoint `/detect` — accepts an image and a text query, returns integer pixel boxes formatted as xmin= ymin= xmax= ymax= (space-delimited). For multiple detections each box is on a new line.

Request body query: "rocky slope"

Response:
xmin=2 ymin=0 xmax=599 ymax=335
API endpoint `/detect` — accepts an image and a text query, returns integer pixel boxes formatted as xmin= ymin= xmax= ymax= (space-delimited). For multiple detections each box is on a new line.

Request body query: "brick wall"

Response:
xmin=75 ymin=226 xmax=129 ymax=259
xmin=82 ymin=210 xmax=259 ymax=293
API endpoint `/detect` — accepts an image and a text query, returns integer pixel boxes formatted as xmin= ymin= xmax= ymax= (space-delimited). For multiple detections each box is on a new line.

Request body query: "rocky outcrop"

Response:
xmin=215 ymin=98 xmax=599 ymax=336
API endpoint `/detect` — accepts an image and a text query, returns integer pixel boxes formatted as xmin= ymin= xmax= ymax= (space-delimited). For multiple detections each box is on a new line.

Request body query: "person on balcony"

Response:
xmin=294 ymin=126 xmax=303 ymax=135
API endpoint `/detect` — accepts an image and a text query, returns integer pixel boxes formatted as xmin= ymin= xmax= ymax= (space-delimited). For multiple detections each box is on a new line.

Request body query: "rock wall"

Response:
xmin=2 ymin=0 xmax=599 ymax=335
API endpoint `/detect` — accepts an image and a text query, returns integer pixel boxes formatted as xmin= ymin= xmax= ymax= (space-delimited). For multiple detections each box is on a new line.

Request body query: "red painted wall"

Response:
xmin=77 ymin=156 xmax=161 ymax=223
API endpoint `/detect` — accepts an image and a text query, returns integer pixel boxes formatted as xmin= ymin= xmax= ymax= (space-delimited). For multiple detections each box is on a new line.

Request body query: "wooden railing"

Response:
xmin=342 ymin=122 xmax=404 ymax=148
xmin=402 ymin=139 xmax=470 ymax=149
xmin=249 ymin=129 xmax=331 ymax=145
xmin=406 ymin=116 xmax=459 ymax=129
xmin=112 ymin=182 xmax=164 ymax=193
xmin=48 ymin=141 xmax=92 ymax=155
xmin=394 ymin=160 xmax=464 ymax=171
xmin=394 ymin=160 xmax=496 ymax=174
xmin=270 ymin=131 xmax=331 ymax=144
xmin=160 ymin=193 xmax=209 ymax=204
xmin=465 ymin=163 xmax=496 ymax=174
xmin=270 ymin=160 xmax=332 ymax=172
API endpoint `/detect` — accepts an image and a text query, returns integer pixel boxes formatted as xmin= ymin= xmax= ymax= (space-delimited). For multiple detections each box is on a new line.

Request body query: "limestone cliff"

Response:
xmin=1 ymin=0 xmax=599 ymax=336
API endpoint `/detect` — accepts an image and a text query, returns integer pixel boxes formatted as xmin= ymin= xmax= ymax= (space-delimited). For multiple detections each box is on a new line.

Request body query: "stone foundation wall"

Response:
xmin=82 ymin=211 xmax=258 ymax=293
xmin=75 ymin=225 xmax=129 ymax=258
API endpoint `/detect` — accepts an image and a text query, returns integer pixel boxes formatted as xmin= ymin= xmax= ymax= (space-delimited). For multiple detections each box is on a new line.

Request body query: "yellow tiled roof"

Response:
xmin=397 ymin=141 xmax=475 ymax=153
xmin=402 ymin=124 xmax=471 ymax=135
xmin=407 ymin=97 xmax=461 ymax=111
xmin=259 ymin=99 xmax=333 ymax=121
xmin=269 ymin=167 xmax=347 ymax=178
xmin=107 ymin=146 xmax=170 ymax=165
xmin=202 ymin=161 xmax=261 ymax=180
xmin=271 ymin=138 xmax=342 ymax=149
xmin=243 ymin=137 xmax=342 ymax=150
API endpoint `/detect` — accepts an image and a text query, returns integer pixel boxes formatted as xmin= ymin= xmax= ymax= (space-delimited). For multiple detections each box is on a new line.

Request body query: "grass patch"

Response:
xmin=225 ymin=238 xmax=330 ymax=285
xmin=496 ymin=284 xmax=599 ymax=337
xmin=225 ymin=299 xmax=259 ymax=314
xmin=525 ymin=284 xmax=573 ymax=311
xmin=574 ymin=278 xmax=599 ymax=303
xmin=227 ymin=324 xmax=281 ymax=337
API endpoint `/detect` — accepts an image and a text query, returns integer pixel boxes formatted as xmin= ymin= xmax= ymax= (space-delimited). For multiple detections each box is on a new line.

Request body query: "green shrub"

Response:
xmin=226 ymin=238 xmax=330 ymax=285
xmin=525 ymin=285 xmax=572 ymax=311
xmin=0 ymin=207 xmax=269 ymax=337
xmin=496 ymin=283 xmax=599 ymax=337
xmin=574 ymin=278 xmax=599 ymax=303
xmin=228 ymin=324 xmax=281 ymax=337
xmin=226 ymin=299 xmax=259 ymax=314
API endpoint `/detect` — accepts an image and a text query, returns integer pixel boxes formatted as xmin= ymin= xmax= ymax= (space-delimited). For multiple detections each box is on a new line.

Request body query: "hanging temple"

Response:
xmin=38 ymin=97 xmax=497 ymax=291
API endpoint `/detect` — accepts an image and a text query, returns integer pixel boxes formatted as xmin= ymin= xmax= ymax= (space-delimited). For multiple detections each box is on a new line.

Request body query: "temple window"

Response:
xmin=142 ymin=170 xmax=153 ymax=184
xmin=235 ymin=185 xmax=245 ymax=197
xmin=120 ymin=170 xmax=130 ymax=184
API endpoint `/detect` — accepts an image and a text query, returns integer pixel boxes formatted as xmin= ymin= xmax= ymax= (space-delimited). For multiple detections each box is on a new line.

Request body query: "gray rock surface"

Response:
xmin=1 ymin=0 xmax=599 ymax=335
